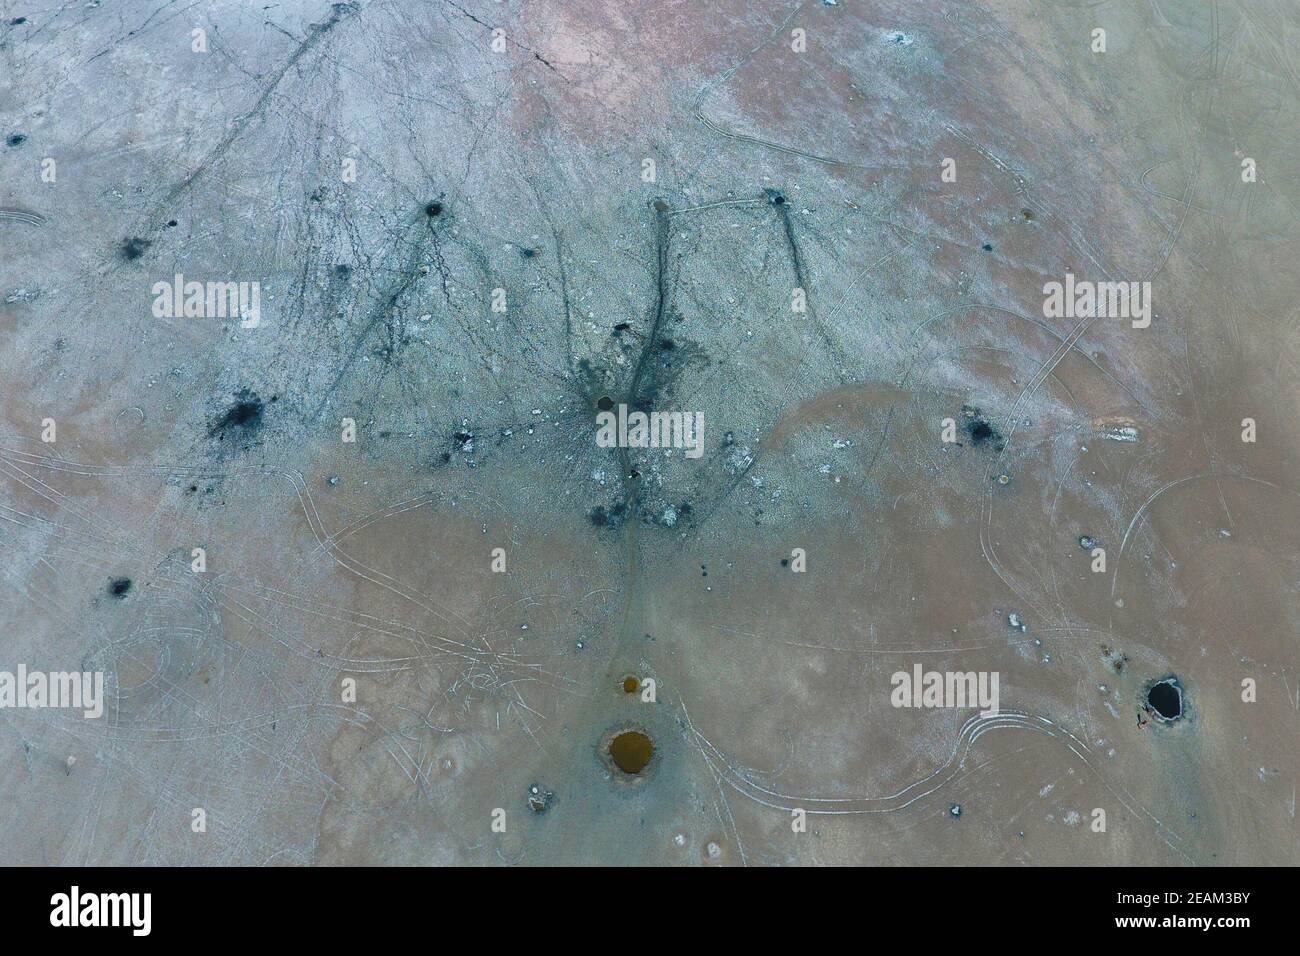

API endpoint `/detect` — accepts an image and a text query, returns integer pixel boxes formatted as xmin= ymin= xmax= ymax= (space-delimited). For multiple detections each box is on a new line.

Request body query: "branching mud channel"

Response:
xmin=0 ymin=0 xmax=1297 ymax=867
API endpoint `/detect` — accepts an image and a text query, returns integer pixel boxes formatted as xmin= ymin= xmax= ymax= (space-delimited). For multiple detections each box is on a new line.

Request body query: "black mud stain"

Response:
xmin=609 ymin=730 xmax=654 ymax=775
xmin=209 ymin=390 xmax=266 ymax=442
xmin=119 ymin=237 xmax=152 ymax=261
xmin=6 ymin=133 xmax=26 ymax=147
xmin=961 ymin=404 xmax=1004 ymax=451
xmin=519 ymin=247 xmax=536 ymax=259
xmin=589 ymin=502 xmax=627 ymax=528
xmin=108 ymin=577 xmax=132 ymax=599
xmin=982 ymin=242 xmax=993 ymax=252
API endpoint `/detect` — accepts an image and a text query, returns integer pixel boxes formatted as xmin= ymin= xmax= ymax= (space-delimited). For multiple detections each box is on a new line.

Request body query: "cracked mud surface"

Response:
xmin=1 ymin=0 xmax=1298 ymax=865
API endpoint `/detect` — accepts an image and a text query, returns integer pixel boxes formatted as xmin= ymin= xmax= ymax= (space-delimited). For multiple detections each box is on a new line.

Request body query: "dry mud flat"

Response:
xmin=0 ymin=0 xmax=1297 ymax=865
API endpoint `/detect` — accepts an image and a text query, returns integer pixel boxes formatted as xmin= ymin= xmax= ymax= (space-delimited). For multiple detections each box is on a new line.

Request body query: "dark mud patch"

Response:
xmin=108 ymin=577 xmax=132 ymax=599
xmin=589 ymin=502 xmax=626 ymax=529
xmin=961 ymin=404 xmax=1004 ymax=451
xmin=209 ymin=390 xmax=267 ymax=444
xmin=119 ymin=237 xmax=152 ymax=261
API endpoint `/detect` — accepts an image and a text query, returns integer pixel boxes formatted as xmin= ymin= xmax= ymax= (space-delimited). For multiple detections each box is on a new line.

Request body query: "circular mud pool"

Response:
xmin=608 ymin=730 xmax=654 ymax=775
xmin=600 ymin=728 xmax=655 ymax=780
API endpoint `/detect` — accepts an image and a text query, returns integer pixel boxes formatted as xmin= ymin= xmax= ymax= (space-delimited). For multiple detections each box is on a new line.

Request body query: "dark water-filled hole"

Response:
xmin=609 ymin=730 xmax=653 ymax=774
xmin=596 ymin=395 xmax=614 ymax=412
xmin=108 ymin=577 xmax=132 ymax=599
xmin=1147 ymin=678 xmax=1183 ymax=721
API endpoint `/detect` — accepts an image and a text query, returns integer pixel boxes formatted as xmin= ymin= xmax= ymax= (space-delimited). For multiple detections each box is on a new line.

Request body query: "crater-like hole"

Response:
xmin=1147 ymin=678 xmax=1183 ymax=721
